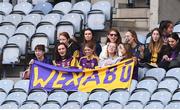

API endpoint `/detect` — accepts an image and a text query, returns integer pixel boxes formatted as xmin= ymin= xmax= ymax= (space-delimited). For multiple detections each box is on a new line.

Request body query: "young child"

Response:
xmin=79 ymin=42 xmax=99 ymax=69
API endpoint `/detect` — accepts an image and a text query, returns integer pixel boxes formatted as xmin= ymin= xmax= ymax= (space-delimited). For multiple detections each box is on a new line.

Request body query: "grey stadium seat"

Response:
xmin=128 ymin=79 xmax=138 ymax=93
xmin=82 ymin=100 xmax=102 ymax=109
xmin=102 ymin=100 xmax=123 ymax=109
xmin=145 ymin=68 xmax=166 ymax=82
xmin=0 ymin=33 xmax=8 ymax=54
xmin=2 ymin=14 xmax=23 ymax=26
xmin=41 ymin=13 xmax=61 ymax=25
xmin=109 ymin=88 xmax=130 ymax=105
xmin=144 ymin=100 xmax=164 ymax=109
xmin=137 ymin=34 xmax=146 ymax=44
xmin=40 ymin=100 xmax=61 ymax=109
xmin=14 ymin=80 xmax=30 ymax=93
xmin=19 ymin=100 xmax=40 ymax=109
xmin=61 ymin=100 xmax=81 ymax=109
xmin=0 ymin=79 xmax=14 ymax=93
xmin=0 ymin=100 xmax=19 ymax=109
xmin=0 ymin=24 xmax=16 ymax=38
xmin=0 ymin=2 xmax=13 ymax=15
xmin=22 ymin=14 xmax=42 ymax=26
xmin=166 ymin=68 xmax=180 ymax=82
xmin=13 ymin=2 xmax=33 ymax=15
xmin=0 ymin=89 xmax=7 ymax=105
xmin=124 ymin=100 xmax=144 ymax=109
xmin=68 ymin=91 xmax=89 ymax=105
xmin=172 ymin=88 xmax=180 ymax=100
xmin=165 ymin=100 xmax=180 ymax=109
xmin=53 ymin=2 xmax=72 ymax=14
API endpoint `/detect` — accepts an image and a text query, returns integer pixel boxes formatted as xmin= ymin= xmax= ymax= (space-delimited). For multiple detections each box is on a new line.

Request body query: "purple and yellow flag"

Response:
xmin=29 ymin=59 xmax=135 ymax=92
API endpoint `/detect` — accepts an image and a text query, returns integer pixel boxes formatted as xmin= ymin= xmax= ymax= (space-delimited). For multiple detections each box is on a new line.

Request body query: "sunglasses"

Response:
xmin=109 ymin=34 xmax=117 ymax=37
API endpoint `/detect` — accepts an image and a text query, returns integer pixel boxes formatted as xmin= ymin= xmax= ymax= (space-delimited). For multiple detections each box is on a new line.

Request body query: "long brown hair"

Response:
xmin=127 ymin=30 xmax=138 ymax=43
xmin=122 ymin=43 xmax=133 ymax=59
xmin=106 ymin=28 xmax=122 ymax=45
xmin=148 ymin=28 xmax=163 ymax=53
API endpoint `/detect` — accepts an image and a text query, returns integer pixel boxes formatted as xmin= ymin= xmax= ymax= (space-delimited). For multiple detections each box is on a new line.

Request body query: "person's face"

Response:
xmin=168 ymin=37 xmax=178 ymax=48
xmin=35 ymin=49 xmax=44 ymax=59
xmin=58 ymin=35 xmax=68 ymax=45
xmin=152 ymin=30 xmax=160 ymax=42
xmin=84 ymin=30 xmax=93 ymax=41
xmin=58 ymin=44 xmax=67 ymax=57
xmin=84 ymin=46 xmax=93 ymax=57
xmin=108 ymin=31 xmax=118 ymax=43
xmin=125 ymin=31 xmax=135 ymax=44
xmin=166 ymin=24 xmax=173 ymax=34
xmin=107 ymin=43 xmax=116 ymax=54
xmin=118 ymin=44 xmax=126 ymax=56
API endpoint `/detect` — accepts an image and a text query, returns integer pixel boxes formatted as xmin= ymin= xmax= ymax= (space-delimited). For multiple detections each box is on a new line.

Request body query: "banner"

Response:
xmin=29 ymin=59 xmax=135 ymax=92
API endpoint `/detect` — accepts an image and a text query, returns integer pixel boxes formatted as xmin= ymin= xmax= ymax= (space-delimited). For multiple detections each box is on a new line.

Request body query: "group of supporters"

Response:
xmin=24 ymin=20 xmax=180 ymax=80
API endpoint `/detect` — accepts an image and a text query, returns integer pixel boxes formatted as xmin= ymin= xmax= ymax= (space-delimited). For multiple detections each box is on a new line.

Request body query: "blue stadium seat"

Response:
xmin=32 ymin=2 xmax=53 ymax=15
xmin=61 ymin=100 xmax=81 ymax=109
xmin=145 ymin=68 xmax=166 ymax=82
xmin=0 ymin=2 xmax=13 ymax=15
xmin=82 ymin=100 xmax=102 ymax=109
xmin=144 ymin=100 xmax=165 ymax=109
xmin=53 ymin=2 xmax=72 ymax=14
xmin=0 ymin=100 xmax=19 ymax=109
xmin=13 ymin=2 xmax=33 ymax=15
xmin=124 ymin=100 xmax=144 ymax=109
xmin=40 ymin=100 xmax=61 ymax=109
xmin=14 ymin=80 xmax=30 ymax=93
xmin=109 ymin=88 xmax=130 ymax=105
xmin=102 ymin=100 xmax=123 ymax=109
xmin=166 ymin=68 xmax=180 ymax=82
xmin=0 ymin=33 xmax=8 ymax=54
xmin=19 ymin=100 xmax=40 ymax=109
xmin=165 ymin=100 xmax=180 ymax=109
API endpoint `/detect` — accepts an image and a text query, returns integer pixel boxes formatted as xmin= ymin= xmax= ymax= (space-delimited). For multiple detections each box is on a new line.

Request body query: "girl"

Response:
xmin=82 ymin=28 xmax=102 ymax=56
xmin=79 ymin=42 xmax=99 ymax=69
xmin=99 ymin=28 xmax=122 ymax=60
xmin=53 ymin=43 xmax=78 ymax=68
xmin=99 ymin=42 xmax=120 ymax=67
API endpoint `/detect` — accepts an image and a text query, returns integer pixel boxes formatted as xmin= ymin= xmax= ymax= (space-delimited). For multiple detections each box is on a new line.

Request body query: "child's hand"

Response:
xmin=29 ymin=59 xmax=34 ymax=65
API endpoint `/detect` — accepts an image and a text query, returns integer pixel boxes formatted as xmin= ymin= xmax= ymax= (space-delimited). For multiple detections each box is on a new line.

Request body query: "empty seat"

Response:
xmin=145 ymin=68 xmax=166 ymax=82
xmin=124 ymin=100 xmax=144 ymax=109
xmin=53 ymin=2 xmax=72 ymax=14
xmin=0 ymin=14 xmax=4 ymax=23
xmin=158 ymin=76 xmax=179 ymax=93
xmin=102 ymin=100 xmax=123 ymax=109
xmin=41 ymin=13 xmax=61 ymax=25
xmin=144 ymin=100 xmax=164 ymax=109
xmin=166 ymin=68 xmax=180 ymax=82
xmin=82 ymin=100 xmax=102 ymax=109
xmin=48 ymin=89 xmax=68 ymax=106
xmin=109 ymin=88 xmax=130 ymax=105
xmin=0 ymin=100 xmax=19 ymax=109
xmin=173 ymin=24 xmax=180 ymax=33
xmin=128 ymin=79 xmax=138 ymax=93
xmin=137 ymin=34 xmax=146 ymax=44
xmin=0 ymin=2 xmax=13 ymax=15
xmin=151 ymin=88 xmax=172 ymax=105
xmin=0 ymin=89 xmax=7 ymax=105
xmin=146 ymin=36 xmax=151 ymax=44
xmin=19 ymin=100 xmax=40 ymax=109
xmin=0 ymin=33 xmax=8 ymax=54
xmin=165 ymin=100 xmax=180 ymax=109
xmin=3 ymin=14 xmax=23 ymax=26
xmin=172 ymin=88 xmax=180 ymax=100
xmin=32 ymin=2 xmax=53 ymax=15
xmin=0 ymin=79 xmax=14 ymax=94
xmin=2 ymin=43 xmax=20 ymax=64
xmin=129 ymin=88 xmax=151 ymax=105
xmin=32 ymin=0 xmax=48 ymax=5
xmin=137 ymin=77 xmax=158 ymax=93
xmin=22 ymin=14 xmax=42 ymax=26
xmin=14 ymin=80 xmax=30 ymax=93
xmin=5 ymin=88 xmax=27 ymax=105
xmin=13 ymin=2 xmax=33 ymax=15
xmin=0 ymin=24 xmax=16 ymax=38
xmin=87 ymin=10 xmax=106 ymax=30
xmin=61 ymin=100 xmax=81 ymax=109
xmin=27 ymin=88 xmax=48 ymax=105
xmin=68 ymin=91 xmax=89 ymax=105
xmin=88 ymin=88 xmax=109 ymax=105
xmin=40 ymin=100 xmax=61 ymax=109
xmin=36 ymin=23 xmax=55 ymax=44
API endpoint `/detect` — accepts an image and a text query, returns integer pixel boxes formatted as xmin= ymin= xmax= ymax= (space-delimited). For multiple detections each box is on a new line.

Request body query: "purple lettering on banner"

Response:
xmin=104 ymin=67 xmax=117 ymax=84
xmin=82 ymin=71 xmax=100 ymax=86
xmin=120 ymin=66 xmax=132 ymax=82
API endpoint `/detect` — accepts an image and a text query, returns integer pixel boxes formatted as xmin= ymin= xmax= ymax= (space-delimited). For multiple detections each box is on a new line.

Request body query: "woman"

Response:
xmin=53 ymin=43 xmax=78 ymax=68
xmin=143 ymin=28 xmax=165 ymax=67
xmin=99 ymin=28 xmax=122 ymax=60
xmin=159 ymin=32 xmax=180 ymax=70
xmin=82 ymin=28 xmax=102 ymax=56
xmin=57 ymin=32 xmax=81 ymax=58
xmin=99 ymin=42 xmax=120 ymax=67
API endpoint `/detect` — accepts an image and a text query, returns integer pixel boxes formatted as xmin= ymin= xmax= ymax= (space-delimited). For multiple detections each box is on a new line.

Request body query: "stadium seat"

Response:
xmin=109 ymin=88 xmax=130 ymax=105
xmin=129 ymin=88 xmax=151 ymax=105
xmin=48 ymin=89 xmax=68 ymax=106
xmin=0 ymin=88 xmax=7 ymax=105
xmin=41 ymin=13 xmax=61 ymax=25
xmin=165 ymin=100 xmax=180 ymax=109
xmin=56 ymin=21 xmax=75 ymax=39
xmin=138 ymin=67 xmax=149 ymax=80
xmin=68 ymin=91 xmax=89 ymax=105
xmin=14 ymin=80 xmax=30 ymax=93
xmin=40 ymin=100 xmax=61 ymax=109
xmin=137 ymin=34 xmax=146 ymax=44
xmin=92 ymin=1 xmax=112 ymax=21
xmin=0 ymin=24 xmax=16 ymax=38
xmin=87 ymin=10 xmax=106 ymax=30
xmin=0 ymin=80 xmax=14 ymax=94
xmin=31 ymin=0 xmax=48 ymax=5
xmin=27 ymin=88 xmax=48 ymax=105
xmin=173 ymin=24 xmax=180 ymax=33
xmin=36 ymin=22 xmax=56 ymax=45
xmin=144 ymin=100 xmax=165 ymax=109
xmin=0 ymin=14 xmax=4 ymax=23
xmin=145 ymin=68 xmax=166 ymax=82
xmin=15 ymin=23 xmax=36 ymax=39
xmin=19 ymin=100 xmax=40 ymax=109
xmin=102 ymin=100 xmax=123 ymax=109
xmin=30 ymin=33 xmax=49 ymax=52
xmin=172 ymin=88 xmax=180 ymax=100
xmin=158 ymin=76 xmax=179 ymax=93
xmin=7 ymin=33 xmax=28 ymax=55
xmin=22 ymin=14 xmax=42 ymax=26
xmin=124 ymin=100 xmax=144 ymax=109
xmin=2 ymin=43 xmax=20 ymax=64
xmin=145 ymin=36 xmax=151 ymax=44
xmin=88 ymin=88 xmax=109 ymax=105
xmin=13 ymin=2 xmax=33 ymax=15
xmin=82 ymin=100 xmax=102 ymax=109
xmin=128 ymin=79 xmax=138 ymax=93
xmin=61 ymin=100 xmax=81 ymax=109
xmin=166 ymin=68 xmax=180 ymax=82
xmin=5 ymin=88 xmax=27 ymax=105
xmin=0 ymin=100 xmax=19 ymax=109
xmin=53 ymin=2 xmax=72 ymax=14
xmin=0 ymin=33 xmax=8 ymax=54
xmin=151 ymin=88 xmax=172 ymax=105
xmin=32 ymin=2 xmax=53 ymax=15
xmin=0 ymin=2 xmax=13 ymax=15
xmin=2 ymin=14 xmax=23 ymax=26
xmin=136 ymin=77 xmax=158 ymax=93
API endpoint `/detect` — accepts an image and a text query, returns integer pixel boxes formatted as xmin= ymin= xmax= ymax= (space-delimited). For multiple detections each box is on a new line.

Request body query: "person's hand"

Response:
xmin=29 ymin=59 xmax=34 ymax=65
xmin=139 ymin=45 xmax=145 ymax=53
xmin=162 ymin=55 xmax=170 ymax=61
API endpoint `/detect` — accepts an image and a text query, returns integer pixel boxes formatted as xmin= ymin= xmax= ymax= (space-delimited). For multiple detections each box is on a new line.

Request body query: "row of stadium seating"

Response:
xmin=0 ymin=67 xmax=180 ymax=109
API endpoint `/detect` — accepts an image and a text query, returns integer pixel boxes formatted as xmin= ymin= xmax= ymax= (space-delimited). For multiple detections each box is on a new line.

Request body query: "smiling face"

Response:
xmin=118 ymin=44 xmax=126 ymax=56
xmin=84 ymin=46 xmax=94 ymax=57
xmin=168 ymin=37 xmax=178 ymax=48
xmin=35 ymin=49 xmax=44 ymax=59
xmin=152 ymin=30 xmax=160 ymax=42
xmin=107 ymin=30 xmax=118 ymax=43
xmin=125 ymin=31 xmax=135 ymax=44
xmin=84 ymin=30 xmax=93 ymax=41
xmin=57 ymin=44 xmax=67 ymax=57
xmin=58 ymin=35 xmax=69 ymax=45
xmin=107 ymin=42 xmax=117 ymax=55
